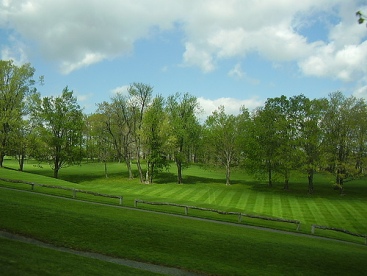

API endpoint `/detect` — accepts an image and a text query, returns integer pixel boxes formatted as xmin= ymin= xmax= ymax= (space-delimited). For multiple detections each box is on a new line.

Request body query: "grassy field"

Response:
xmin=1 ymin=159 xmax=367 ymax=274
xmin=1 ymin=187 xmax=367 ymax=275
xmin=2 ymin=159 xmax=366 ymax=239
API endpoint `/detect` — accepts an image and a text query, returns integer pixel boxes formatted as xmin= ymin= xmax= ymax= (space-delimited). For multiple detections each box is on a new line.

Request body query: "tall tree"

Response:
xmin=128 ymin=83 xmax=153 ymax=183
xmin=290 ymin=95 xmax=327 ymax=193
xmin=97 ymin=95 xmax=134 ymax=178
xmin=321 ymin=92 xmax=367 ymax=193
xmin=166 ymin=93 xmax=201 ymax=184
xmin=31 ymin=87 xmax=84 ymax=178
xmin=204 ymin=106 xmax=248 ymax=185
xmin=0 ymin=60 xmax=37 ymax=167
xmin=141 ymin=95 xmax=169 ymax=183
xmin=247 ymin=102 xmax=281 ymax=187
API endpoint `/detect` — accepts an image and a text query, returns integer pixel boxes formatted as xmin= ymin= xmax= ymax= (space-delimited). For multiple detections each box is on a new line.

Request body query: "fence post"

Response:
xmin=238 ymin=214 xmax=242 ymax=223
xmin=31 ymin=183 xmax=35 ymax=191
xmin=134 ymin=200 xmax=138 ymax=208
xmin=119 ymin=196 xmax=123 ymax=205
xmin=311 ymin=225 xmax=315 ymax=234
xmin=73 ymin=189 xmax=76 ymax=198
xmin=184 ymin=206 xmax=188 ymax=215
xmin=296 ymin=222 xmax=301 ymax=231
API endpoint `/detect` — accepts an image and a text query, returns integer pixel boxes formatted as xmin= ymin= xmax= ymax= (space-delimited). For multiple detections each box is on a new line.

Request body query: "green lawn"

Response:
xmin=1 ymin=159 xmax=367 ymax=242
xmin=0 ymin=238 xmax=160 ymax=276
xmin=1 ymin=188 xmax=367 ymax=275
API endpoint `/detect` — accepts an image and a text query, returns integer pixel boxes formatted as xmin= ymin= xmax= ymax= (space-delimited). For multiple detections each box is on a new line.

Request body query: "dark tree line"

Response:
xmin=1 ymin=60 xmax=367 ymax=194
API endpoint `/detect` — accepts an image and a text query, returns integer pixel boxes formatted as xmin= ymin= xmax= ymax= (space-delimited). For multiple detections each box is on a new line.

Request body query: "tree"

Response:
xmin=166 ymin=93 xmax=201 ymax=184
xmin=85 ymin=113 xmax=115 ymax=177
xmin=141 ymin=95 xmax=169 ymax=183
xmin=247 ymin=101 xmax=281 ymax=187
xmin=31 ymin=87 xmax=84 ymax=178
xmin=128 ymin=83 xmax=153 ymax=183
xmin=321 ymin=92 xmax=367 ymax=193
xmin=290 ymin=95 xmax=327 ymax=193
xmin=97 ymin=95 xmax=134 ymax=178
xmin=204 ymin=106 xmax=247 ymax=185
xmin=0 ymin=60 xmax=37 ymax=167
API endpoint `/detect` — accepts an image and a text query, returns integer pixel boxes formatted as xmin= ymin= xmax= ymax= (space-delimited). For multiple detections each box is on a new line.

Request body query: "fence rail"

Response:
xmin=311 ymin=224 xmax=367 ymax=244
xmin=134 ymin=199 xmax=301 ymax=230
xmin=0 ymin=177 xmax=123 ymax=205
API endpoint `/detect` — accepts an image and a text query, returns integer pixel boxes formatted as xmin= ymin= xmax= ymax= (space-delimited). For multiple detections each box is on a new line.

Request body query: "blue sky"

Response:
xmin=1 ymin=0 xmax=366 ymax=119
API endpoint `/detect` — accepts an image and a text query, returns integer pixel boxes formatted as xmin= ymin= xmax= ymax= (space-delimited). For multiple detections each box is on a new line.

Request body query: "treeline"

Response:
xmin=1 ymin=60 xmax=367 ymax=193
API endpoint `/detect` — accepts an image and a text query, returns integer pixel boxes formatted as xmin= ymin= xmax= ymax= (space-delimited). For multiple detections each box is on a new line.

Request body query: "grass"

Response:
xmin=1 ymin=188 xmax=367 ymax=275
xmin=2 ymin=159 xmax=367 ymax=241
xmin=0 ymin=238 xmax=160 ymax=275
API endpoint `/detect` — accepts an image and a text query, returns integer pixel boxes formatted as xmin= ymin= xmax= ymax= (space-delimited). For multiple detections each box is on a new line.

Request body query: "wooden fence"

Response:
xmin=134 ymin=199 xmax=301 ymax=230
xmin=0 ymin=177 xmax=123 ymax=205
xmin=311 ymin=224 xmax=367 ymax=244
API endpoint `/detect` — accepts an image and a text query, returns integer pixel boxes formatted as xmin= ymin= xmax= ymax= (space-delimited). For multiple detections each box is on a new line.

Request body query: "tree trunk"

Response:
xmin=54 ymin=148 xmax=61 ymax=178
xmin=267 ymin=160 xmax=272 ymax=187
xmin=0 ymin=152 xmax=4 ymax=167
xmin=18 ymin=154 xmax=25 ymax=171
xmin=283 ymin=169 xmax=289 ymax=190
xmin=225 ymin=161 xmax=231 ymax=186
xmin=125 ymin=159 xmax=133 ymax=178
xmin=177 ymin=160 xmax=183 ymax=184
xmin=308 ymin=169 xmax=314 ymax=194
xmin=104 ymin=161 xmax=108 ymax=178
xmin=136 ymin=157 xmax=144 ymax=183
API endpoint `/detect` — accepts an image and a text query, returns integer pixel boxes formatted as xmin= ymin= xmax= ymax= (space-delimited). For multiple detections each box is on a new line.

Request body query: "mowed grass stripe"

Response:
xmin=225 ymin=189 xmax=246 ymax=210
xmin=337 ymin=203 xmax=367 ymax=233
xmin=317 ymin=200 xmax=348 ymax=228
xmin=178 ymin=186 xmax=209 ymax=203
xmin=243 ymin=191 xmax=258 ymax=213
xmin=270 ymin=195 xmax=283 ymax=218
xmin=216 ymin=191 xmax=237 ymax=209
xmin=305 ymin=200 xmax=328 ymax=225
xmin=287 ymin=197 xmax=304 ymax=222
xmin=253 ymin=193 xmax=266 ymax=214
xmin=280 ymin=196 xmax=293 ymax=219
xmin=234 ymin=191 xmax=251 ymax=211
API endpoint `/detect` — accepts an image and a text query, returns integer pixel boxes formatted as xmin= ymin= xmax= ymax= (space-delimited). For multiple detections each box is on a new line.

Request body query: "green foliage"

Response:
xmin=204 ymin=106 xmax=249 ymax=185
xmin=356 ymin=10 xmax=366 ymax=26
xmin=166 ymin=92 xmax=201 ymax=184
xmin=141 ymin=95 xmax=170 ymax=183
xmin=0 ymin=60 xmax=38 ymax=167
xmin=30 ymin=87 xmax=84 ymax=178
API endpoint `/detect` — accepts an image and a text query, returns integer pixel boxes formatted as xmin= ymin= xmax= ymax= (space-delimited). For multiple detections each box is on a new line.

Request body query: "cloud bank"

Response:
xmin=0 ymin=0 xmax=366 ymax=87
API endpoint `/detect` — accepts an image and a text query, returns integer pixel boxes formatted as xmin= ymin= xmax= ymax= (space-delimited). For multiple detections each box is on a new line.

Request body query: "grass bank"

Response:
xmin=1 ymin=188 xmax=367 ymax=275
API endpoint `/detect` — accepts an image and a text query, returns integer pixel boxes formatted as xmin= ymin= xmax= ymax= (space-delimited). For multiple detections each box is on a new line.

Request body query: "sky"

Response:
xmin=1 ymin=0 xmax=367 ymax=119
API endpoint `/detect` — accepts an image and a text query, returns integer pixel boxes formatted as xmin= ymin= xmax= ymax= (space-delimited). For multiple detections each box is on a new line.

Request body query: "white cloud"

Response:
xmin=111 ymin=85 xmax=130 ymax=96
xmin=299 ymin=41 xmax=367 ymax=82
xmin=1 ymin=0 xmax=366 ymax=91
xmin=228 ymin=63 xmax=245 ymax=79
xmin=198 ymin=96 xmax=263 ymax=121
